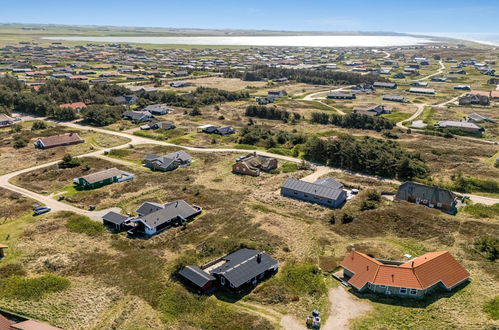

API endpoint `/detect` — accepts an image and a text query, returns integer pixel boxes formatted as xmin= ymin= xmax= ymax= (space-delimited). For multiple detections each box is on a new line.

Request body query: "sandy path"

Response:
xmin=322 ymin=287 xmax=372 ymax=330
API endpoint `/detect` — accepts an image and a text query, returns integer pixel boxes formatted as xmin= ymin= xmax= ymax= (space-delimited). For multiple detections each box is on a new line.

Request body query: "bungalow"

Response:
xmin=141 ymin=121 xmax=176 ymax=130
xmin=113 ymin=95 xmax=137 ymax=105
xmin=411 ymin=81 xmax=428 ymax=87
xmin=0 ymin=113 xmax=14 ymax=128
xmin=123 ymin=110 xmax=153 ymax=122
xmin=170 ymin=81 xmax=189 ymax=88
xmin=216 ymin=126 xmax=236 ymax=135
xmin=179 ymin=248 xmax=279 ymax=293
xmin=59 ymin=102 xmax=86 ymax=112
xmin=142 ymin=104 xmax=172 ymax=115
xmin=383 ymin=94 xmax=406 ymax=102
xmin=126 ymin=200 xmax=202 ymax=236
xmin=340 ymin=250 xmax=469 ymax=298
xmin=256 ymin=96 xmax=275 ymax=105
xmin=353 ymin=105 xmax=391 ymax=117
xmin=171 ymin=71 xmax=189 ymax=77
xmin=454 ymin=85 xmax=471 ymax=91
xmin=437 ymin=120 xmax=484 ymax=134
xmin=395 ymin=182 xmax=457 ymax=212
xmin=393 ymin=72 xmax=406 ymax=79
xmin=373 ymin=81 xmax=397 ymax=89
xmin=408 ymin=87 xmax=436 ymax=95
xmin=34 ymin=133 xmax=84 ymax=149
xmin=0 ymin=243 xmax=7 ymax=258
xmin=281 ymin=177 xmax=346 ymax=208
xmin=268 ymin=90 xmax=287 ymax=98
xmin=351 ymin=84 xmax=374 ymax=93
xmin=327 ymin=91 xmax=356 ymax=100
xmin=143 ymin=150 xmax=192 ymax=172
xmin=73 ymin=168 xmax=134 ymax=190
xmin=232 ymin=152 xmax=278 ymax=177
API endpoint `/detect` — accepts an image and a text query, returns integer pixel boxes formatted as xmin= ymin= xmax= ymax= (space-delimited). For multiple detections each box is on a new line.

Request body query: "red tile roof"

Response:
xmin=59 ymin=102 xmax=86 ymax=110
xmin=340 ymin=250 xmax=469 ymax=290
xmin=0 ymin=314 xmax=14 ymax=330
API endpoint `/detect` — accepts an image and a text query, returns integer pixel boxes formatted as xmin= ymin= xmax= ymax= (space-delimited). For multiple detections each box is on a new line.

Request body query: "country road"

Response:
xmin=415 ymin=59 xmax=445 ymax=81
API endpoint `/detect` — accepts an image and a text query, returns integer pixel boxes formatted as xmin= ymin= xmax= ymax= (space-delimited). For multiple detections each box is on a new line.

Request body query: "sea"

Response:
xmin=413 ymin=33 xmax=499 ymax=47
xmin=42 ymin=35 xmax=433 ymax=47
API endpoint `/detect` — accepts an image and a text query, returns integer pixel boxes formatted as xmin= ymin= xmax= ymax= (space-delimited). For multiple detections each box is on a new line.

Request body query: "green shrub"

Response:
xmin=31 ymin=120 xmax=48 ymax=130
xmin=58 ymin=154 xmax=81 ymax=169
xmin=0 ymin=274 xmax=70 ymax=300
xmin=13 ymin=134 xmax=29 ymax=148
xmin=473 ymin=236 xmax=498 ymax=261
xmin=280 ymin=162 xmax=298 ymax=173
xmin=483 ymin=296 xmax=499 ymax=320
xmin=462 ymin=203 xmax=499 ymax=218
xmin=66 ymin=214 xmax=105 ymax=237
xmin=281 ymin=262 xmax=326 ymax=296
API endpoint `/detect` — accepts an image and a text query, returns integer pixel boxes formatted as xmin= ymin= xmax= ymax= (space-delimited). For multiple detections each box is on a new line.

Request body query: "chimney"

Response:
xmin=391 ymin=274 xmax=394 ymax=282
xmin=411 ymin=261 xmax=414 ymax=268
xmin=257 ymin=253 xmax=262 ymax=263
xmin=175 ymin=201 xmax=178 ymax=207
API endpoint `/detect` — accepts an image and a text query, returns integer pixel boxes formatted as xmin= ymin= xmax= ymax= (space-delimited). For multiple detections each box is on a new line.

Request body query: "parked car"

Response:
xmin=33 ymin=206 xmax=51 ymax=215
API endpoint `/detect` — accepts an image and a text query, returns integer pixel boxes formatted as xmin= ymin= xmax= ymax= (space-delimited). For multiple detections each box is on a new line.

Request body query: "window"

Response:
xmin=220 ymin=277 xmax=225 ymax=286
xmin=327 ymin=200 xmax=332 ymax=204
xmin=304 ymin=194 xmax=309 ymax=198
xmin=410 ymin=289 xmax=418 ymax=295
xmin=399 ymin=287 xmax=407 ymax=294
xmin=293 ymin=191 xmax=298 ymax=195
xmin=437 ymin=202 xmax=442 ymax=208
xmin=379 ymin=285 xmax=386 ymax=288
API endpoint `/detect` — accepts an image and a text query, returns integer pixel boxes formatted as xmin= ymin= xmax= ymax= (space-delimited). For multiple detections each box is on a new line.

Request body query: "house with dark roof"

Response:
xmin=140 ymin=121 xmax=176 ymax=130
xmin=73 ymin=168 xmax=134 ymax=190
xmin=142 ymin=104 xmax=172 ymax=115
xmin=353 ymin=105 xmax=391 ymax=117
xmin=340 ymin=250 xmax=469 ymax=298
xmin=179 ymin=248 xmax=279 ymax=293
xmin=143 ymin=151 xmax=192 ymax=172
xmin=113 ymin=95 xmax=137 ymax=105
xmin=327 ymin=91 xmax=356 ymax=99
xmin=395 ymin=182 xmax=457 ymax=212
xmin=129 ymin=200 xmax=201 ymax=236
xmin=383 ymin=94 xmax=406 ymax=103
xmin=123 ymin=110 xmax=153 ymax=122
xmin=232 ymin=152 xmax=278 ymax=177
xmin=437 ymin=120 xmax=484 ymax=134
xmin=281 ymin=177 xmax=346 ymax=208
xmin=102 ymin=212 xmax=129 ymax=231
xmin=373 ymin=81 xmax=397 ymax=89
xmin=34 ymin=133 xmax=84 ymax=149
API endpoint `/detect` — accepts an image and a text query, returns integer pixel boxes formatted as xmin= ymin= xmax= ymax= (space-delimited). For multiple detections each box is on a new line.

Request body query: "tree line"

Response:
xmin=136 ymin=87 xmax=249 ymax=108
xmin=310 ymin=112 xmax=394 ymax=131
xmin=245 ymin=105 xmax=301 ymax=122
xmin=224 ymin=65 xmax=382 ymax=86
xmin=303 ymin=135 xmax=428 ymax=180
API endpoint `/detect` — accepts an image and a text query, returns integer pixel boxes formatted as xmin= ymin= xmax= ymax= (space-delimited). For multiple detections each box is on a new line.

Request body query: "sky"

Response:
xmin=0 ymin=0 xmax=497 ymax=33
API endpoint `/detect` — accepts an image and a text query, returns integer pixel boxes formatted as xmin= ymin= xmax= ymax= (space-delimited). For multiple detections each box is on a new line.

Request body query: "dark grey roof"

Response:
xmin=139 ymin=200 xmax=200 ymax=228
xmin=314 ymin=177 xmax=344 ymax=190
xmin=210 ymin=249 xmax=278 ymax=288
xmin=281 ymin=178 xmax=344 ymax=201
xmin=102 ymin=211 xmax=128 ymax=225
xmin=179 ymin=265 xmax=215 ymax=287
xmin=395 ymin=182 xmax=456 ymax=205
xmin=136 ymin=202 xmax=164 ymax=216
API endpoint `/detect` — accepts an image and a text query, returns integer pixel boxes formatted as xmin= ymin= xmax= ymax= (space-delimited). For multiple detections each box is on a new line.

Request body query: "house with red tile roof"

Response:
xmin=340 ymin=250 xmax=470 ymax=298
xmin=59 ymin=102 xmax=87 ymax=112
